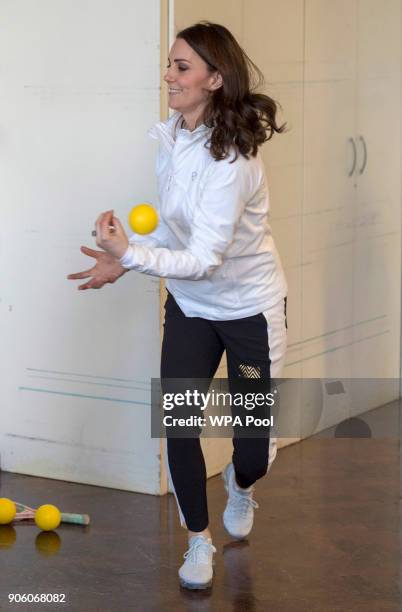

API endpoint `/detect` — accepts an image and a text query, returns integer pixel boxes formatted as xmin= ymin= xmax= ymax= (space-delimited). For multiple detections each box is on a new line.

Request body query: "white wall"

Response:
xmin=0 ymin=0 xmax=163 ymax=494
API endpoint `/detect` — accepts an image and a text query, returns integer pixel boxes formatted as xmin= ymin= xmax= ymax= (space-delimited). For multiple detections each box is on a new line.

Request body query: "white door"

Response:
xmin=303 ymin=0 xmax=358 ymax=382
xmin=351 ymin=0 xmax=401 ymax=412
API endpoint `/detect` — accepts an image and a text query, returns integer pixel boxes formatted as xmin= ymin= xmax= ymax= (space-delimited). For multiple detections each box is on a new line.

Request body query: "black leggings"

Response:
xmin=161 ymin=291 xmax=286 ymax=532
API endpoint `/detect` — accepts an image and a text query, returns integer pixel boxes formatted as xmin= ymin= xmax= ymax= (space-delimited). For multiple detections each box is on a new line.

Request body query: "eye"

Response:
xmin=166 ymin=64 xmax=187 ymax=71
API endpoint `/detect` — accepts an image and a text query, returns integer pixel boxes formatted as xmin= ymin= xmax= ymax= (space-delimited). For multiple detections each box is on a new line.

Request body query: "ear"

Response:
xmin=209 ymin=71 xmax=223 ymax=91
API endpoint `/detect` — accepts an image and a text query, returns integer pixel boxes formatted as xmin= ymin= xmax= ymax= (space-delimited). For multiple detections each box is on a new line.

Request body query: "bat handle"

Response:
xmin=60 ymin=513 xmax=90 ymax=525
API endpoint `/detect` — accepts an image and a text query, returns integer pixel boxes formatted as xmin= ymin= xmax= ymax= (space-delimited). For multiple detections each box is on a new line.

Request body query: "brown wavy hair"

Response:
xmin=176 ymin=21 xmax=288 ymax=163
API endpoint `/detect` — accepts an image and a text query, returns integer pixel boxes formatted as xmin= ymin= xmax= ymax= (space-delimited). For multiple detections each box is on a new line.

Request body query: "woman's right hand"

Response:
xmin=67 ymin=245 xmax=128 ymax=290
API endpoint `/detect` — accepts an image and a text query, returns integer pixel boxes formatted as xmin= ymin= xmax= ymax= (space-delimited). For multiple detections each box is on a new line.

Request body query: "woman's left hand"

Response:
xmin=95 ymin=210 xmax=129 ymax=259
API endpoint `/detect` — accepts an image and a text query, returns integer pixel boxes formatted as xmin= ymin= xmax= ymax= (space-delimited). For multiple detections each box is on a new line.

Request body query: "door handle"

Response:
xmin=358 ymin=135 xmax=367 ymax=174
xmin=347 ymin=137 xmax=357 ymax=177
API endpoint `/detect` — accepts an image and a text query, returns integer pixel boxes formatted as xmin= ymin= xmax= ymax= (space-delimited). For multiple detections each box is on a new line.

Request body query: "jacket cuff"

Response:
xmin=119 ymin=245 xmax=136 ymax=269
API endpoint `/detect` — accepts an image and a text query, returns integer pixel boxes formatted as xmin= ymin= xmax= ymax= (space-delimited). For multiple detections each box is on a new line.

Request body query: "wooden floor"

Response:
xmin=0 ymin=401 xmax=400 ymax=611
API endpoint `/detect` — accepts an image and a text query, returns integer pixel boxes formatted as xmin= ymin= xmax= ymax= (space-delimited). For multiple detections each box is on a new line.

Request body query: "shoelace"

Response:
xmin=183 ymin=539 xmax=217 ymax=565
xmin=228 ymin=492 xmax=259 ymax=518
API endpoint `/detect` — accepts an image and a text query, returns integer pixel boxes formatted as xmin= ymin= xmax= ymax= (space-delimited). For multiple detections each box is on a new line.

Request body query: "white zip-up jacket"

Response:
xmin=119 ymin=111 xmax=288 ymax=320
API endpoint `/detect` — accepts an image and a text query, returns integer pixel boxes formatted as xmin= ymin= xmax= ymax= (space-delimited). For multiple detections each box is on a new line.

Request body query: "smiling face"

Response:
xmin=163 ymin=38 xmax=222 ymax=130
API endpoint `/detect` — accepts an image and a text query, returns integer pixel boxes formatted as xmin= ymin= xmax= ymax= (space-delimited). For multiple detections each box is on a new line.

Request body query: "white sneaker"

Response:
xmin=178 ymin=535 xmax=217 ymax=590
xmin=222 ymin=463 xmax=259 ymax=539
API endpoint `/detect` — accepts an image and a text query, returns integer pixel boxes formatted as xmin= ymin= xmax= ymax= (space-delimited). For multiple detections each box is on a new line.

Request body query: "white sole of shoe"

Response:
xmin=222 ymin=520 xmax=248 ymax=540
xmin=179 ymin=578 xmax=212 ymax=590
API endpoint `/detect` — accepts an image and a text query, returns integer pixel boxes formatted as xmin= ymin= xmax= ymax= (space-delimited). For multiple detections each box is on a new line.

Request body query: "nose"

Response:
xmin=164 ymin=70 xmax=173 ymax=83
xmin=164 ymin=64 xmax=177 ymax=83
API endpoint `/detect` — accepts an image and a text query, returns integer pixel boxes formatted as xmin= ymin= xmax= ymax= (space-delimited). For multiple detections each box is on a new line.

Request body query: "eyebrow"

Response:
xmin=167 ymin=58 xmax=192 ymax=63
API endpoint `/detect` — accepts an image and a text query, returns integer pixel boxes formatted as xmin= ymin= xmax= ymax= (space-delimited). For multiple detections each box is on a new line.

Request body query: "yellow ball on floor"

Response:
xmin=0 ymin=498 xmax=17 ymax=524
xmin=34 ymin=504 xmax=61 ymax=531
xmin=128 ymin=204 xmax=158 ymax=235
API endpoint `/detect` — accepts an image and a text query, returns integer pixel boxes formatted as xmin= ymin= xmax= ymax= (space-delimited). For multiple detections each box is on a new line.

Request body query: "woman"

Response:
xmin=68 ymin=21 xmax=288 ymax=590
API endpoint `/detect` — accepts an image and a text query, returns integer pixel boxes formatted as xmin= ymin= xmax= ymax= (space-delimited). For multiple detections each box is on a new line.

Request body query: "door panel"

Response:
xmin=353 ymin=1 xmax=401 ymax=382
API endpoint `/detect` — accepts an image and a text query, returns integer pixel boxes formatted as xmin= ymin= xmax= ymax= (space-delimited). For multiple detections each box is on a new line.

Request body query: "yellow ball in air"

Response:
xmin=128 ymin=204 xmax=158 ymax=235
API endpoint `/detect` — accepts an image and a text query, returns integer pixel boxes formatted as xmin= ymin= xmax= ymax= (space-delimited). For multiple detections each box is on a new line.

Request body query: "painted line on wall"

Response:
xmin=26 ymin=374 xmax=149 ymax=393
xmin=26 ymin=367 xmax=151 ymax=387
xmin=285 ymin=330 xmax=390 ymax=367
xmin=5 ymin=432 xmax=142 ymax=455
xmin=18 ymin=386 xmax=151 ymax=406
xmin=287 ymin=314 xmax=387 ymax=349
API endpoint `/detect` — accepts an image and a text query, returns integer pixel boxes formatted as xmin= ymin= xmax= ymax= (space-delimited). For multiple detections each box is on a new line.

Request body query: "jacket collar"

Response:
xmin=147 ymin=111 xmax=212 ymax=153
